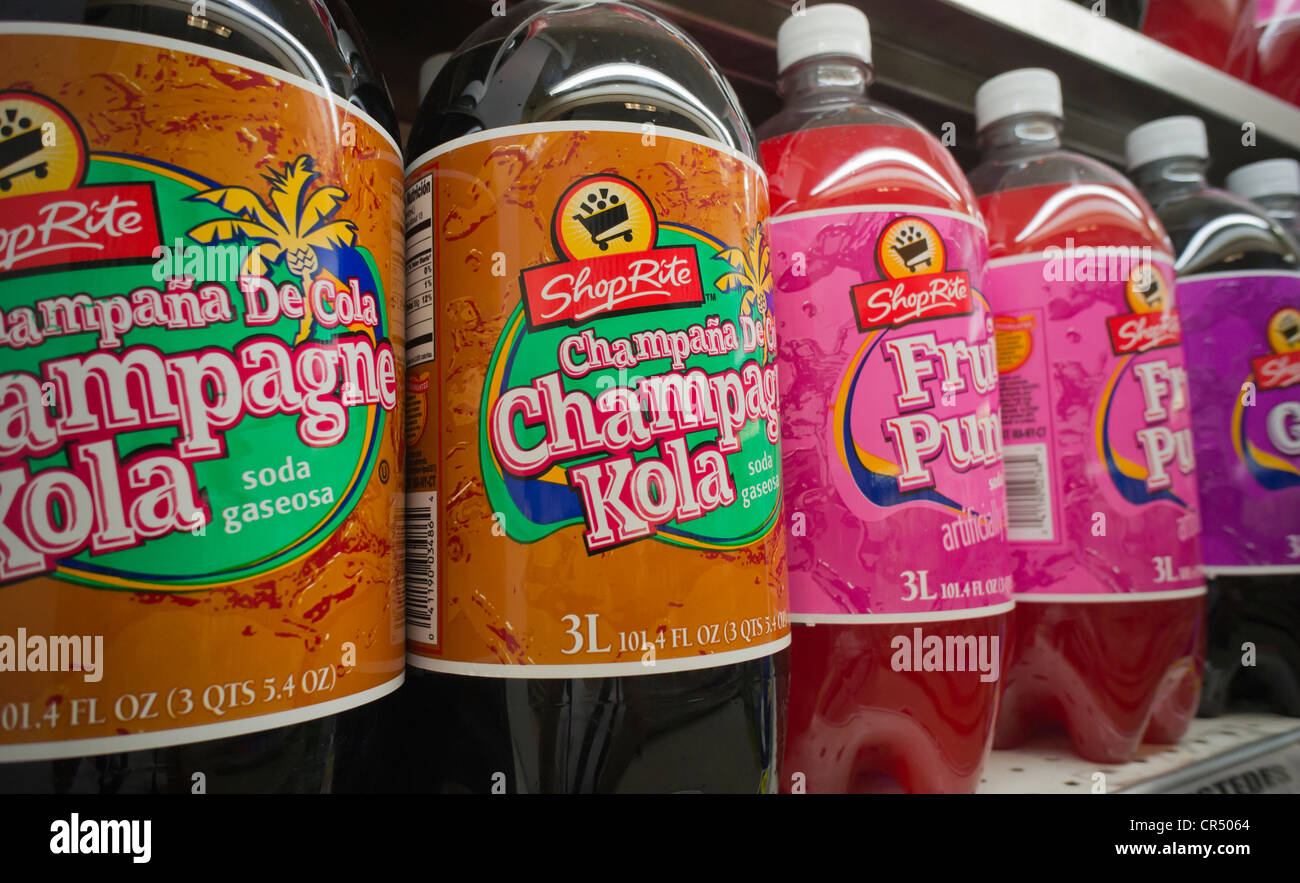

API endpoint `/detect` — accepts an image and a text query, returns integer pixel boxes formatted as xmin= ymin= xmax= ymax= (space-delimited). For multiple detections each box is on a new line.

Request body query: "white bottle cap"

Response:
xmin=1125 ymin=116 xmax=1208 ymax=170
xmin=776 ymin=4 xmax=872 ymax=74
xmin=1226 ymin=158 xmax=1300 ymax=201
xmin=974 ymin=68 xmax=1063 ymax=130
xmin=418 ymin=52 xmax=453 ymax=103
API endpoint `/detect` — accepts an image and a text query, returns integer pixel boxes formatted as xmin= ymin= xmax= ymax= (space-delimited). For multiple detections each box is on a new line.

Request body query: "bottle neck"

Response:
xmin=1132 ymin=156 xmax=1209 ymax=202
xmin=977 ymin=113 xmax=1063 ymax=159
xmin=776 ymin=55 xmax=873 ymax=108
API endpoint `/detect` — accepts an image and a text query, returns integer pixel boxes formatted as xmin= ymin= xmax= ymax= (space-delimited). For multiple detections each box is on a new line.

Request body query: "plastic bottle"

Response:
xmin=0 ymin=1 xmax=405 ymax=793
xmin=1128 ymin=116 xmax=1300 ymax=718
xmin=970 ymin=70 xmax=1206 ymax=764
xmin=758 ymin=4 xmax=1012 ymax=794
xmin=1142 ymin=0 xmax=1258 ymax=79
xmin=401 ymin=0 xmax=788 ymax=793
xmin=1227 ymin=159 xmax=1300 ymax=241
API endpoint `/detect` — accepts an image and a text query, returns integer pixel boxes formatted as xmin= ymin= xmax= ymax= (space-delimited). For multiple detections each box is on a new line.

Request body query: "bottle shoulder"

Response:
xmin=972 ymin=150 xmax=1172 ymax=256
xmin=1152 ymin=187 xmax=1300 ymax=275
xmin=3 ymin=0 xmax=399 ymax=141
xmin=968 ymin=149 xmax=1131 ymax=197
xmin=408 ymin=0 xmax=754 ymax=161
xmin=757 ymin=110 xmax=980 ymax=220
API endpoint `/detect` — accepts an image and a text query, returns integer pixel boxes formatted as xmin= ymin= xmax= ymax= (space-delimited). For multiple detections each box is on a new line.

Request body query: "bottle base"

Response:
xmin=398 ymin=653 xmax=785 ymax=794
xmin=781 ymin=616 xmax=1008 ymax=794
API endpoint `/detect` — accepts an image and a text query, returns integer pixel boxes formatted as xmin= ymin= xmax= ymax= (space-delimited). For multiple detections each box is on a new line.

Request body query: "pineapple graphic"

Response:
xmin=186 ymin=155 xmax=358 ymax=341
xmin=715 ymin=226 xmax=774 ymax=362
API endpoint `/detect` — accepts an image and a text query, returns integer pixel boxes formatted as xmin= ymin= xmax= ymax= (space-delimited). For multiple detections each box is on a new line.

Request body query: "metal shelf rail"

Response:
xmin=979 ymin=714 xmax=1300 ymax=794
xmin=646 ymin=0 xmax=1300 ymax=174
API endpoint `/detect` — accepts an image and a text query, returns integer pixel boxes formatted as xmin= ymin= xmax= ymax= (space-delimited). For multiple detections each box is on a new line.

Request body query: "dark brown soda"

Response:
xmin=0 ymin=0 xmax=399 ymax=795
xmin=401 ymin=0 xmax=784 ymax=794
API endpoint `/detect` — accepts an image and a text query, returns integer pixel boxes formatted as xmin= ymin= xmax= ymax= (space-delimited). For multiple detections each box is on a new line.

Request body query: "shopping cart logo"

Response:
xmin=520 ymin=174 xmax=704 ymax=329
xmin=552 ymin=174 xmax=657 ymax=261
xmin=0 ymin=90 xmax=162 ymax=278
xmin=849 ymin=216 xmax=972 ymax=331
xmin=572 ymin=187 xmax=634 ymax=250
xmin=1107 ymin=264 xmax=1181 ymax=354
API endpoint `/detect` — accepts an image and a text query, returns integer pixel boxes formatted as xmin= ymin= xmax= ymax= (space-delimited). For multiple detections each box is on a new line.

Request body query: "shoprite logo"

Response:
xmin=519 ymin=174 xmax=705 ymax=329
xmin=0 ymin=91 xmax=163 ymax=278
xmin=1106 ymin=264 xmax=1181 ymax=354
xmin=849 ymin=217 xmax=972 ymax=330
xmin=1254 ymin=307 xmax=1300 ymax=391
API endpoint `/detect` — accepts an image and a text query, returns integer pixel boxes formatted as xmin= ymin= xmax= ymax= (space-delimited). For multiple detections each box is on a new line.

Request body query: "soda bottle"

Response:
xmin=970 ymin=70 xmax=1206 ymax=764
xmin=759 ymin=4 xmax=1012 ymax=794
xmin=1128 ymin=116 xmax=1300 ymax=718
xmin=1142 ymin=0 xmax=1258 ymax=79
xmin=401 ymin=0 xmax=788 ymax=793
xmin=1227 ymin=158 xmax=1300 ymax=241
xmin=0 ymin=1 xmax=406 ymax=792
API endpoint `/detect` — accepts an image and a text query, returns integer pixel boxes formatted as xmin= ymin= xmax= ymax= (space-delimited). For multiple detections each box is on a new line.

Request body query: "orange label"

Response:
xmin=0 ymin=26 xmax=405 ymax=760
xmin=404 ymin=124 xmax=789 ymax=675
xmin=994 ymin=314 xmax=1036 ymax=374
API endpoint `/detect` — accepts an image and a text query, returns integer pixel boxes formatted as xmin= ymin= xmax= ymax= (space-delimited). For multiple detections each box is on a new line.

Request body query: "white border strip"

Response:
xmin=1015 ymin=585 xmax=1207 ymax=602
xmin=770 ymin=203 xmax=986 ymax=231
xmin=0 ymin=673 xmax=403 ymax=764
xmin=0 ymin=22 xmax=403 ymax=155
xmin=1181 ymin=270 xmax=1300 ymax=282
xmin=404 ymin=120 xmax=766 ymax=180
xmin=409 ymin=635 xmax=790 ymax=677
xmin=791 ymin=600 xmax=1015 ymax=625
xmin=987 ymin=249 xmax=1177 ymax=269
xmin=1205 ymin=565 xmax=1300 ymax=576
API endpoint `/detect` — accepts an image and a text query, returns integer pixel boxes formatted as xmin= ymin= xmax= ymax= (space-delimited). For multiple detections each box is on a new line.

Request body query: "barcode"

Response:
xmin=1004 ymin=443 xmax=1055 ymax=542
xmin=403 ymin=492 xmax=437 ymax=643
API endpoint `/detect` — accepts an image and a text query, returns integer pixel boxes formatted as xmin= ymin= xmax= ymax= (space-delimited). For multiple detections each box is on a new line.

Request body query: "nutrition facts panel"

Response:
xmin=405 ymin=173 xmax=435 ymax=367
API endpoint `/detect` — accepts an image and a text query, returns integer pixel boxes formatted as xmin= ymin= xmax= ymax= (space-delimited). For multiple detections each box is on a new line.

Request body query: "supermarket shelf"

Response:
xmin=979 ymin=714 xmax=1300 ymax=794
xmin=644 ymin=0 xmax=1300 ymax=173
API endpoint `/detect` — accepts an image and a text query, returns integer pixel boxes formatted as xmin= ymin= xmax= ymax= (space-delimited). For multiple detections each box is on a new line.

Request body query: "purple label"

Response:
xmin=1180 ymin=271 xmax=1300 ymax=573
xmin=988 ymin=255 xmax=1204 ymax=598
xmin=771 ymin=209 xmax=1013 ymax=621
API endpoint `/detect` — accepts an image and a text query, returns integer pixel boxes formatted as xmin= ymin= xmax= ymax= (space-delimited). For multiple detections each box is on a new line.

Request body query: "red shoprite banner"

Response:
xmin=1253 ymin=349 xmax=1300 ymax=390
xmin=1107 ymin=310 xmax=1182 ymax=354
xmin=0 ymin=183 xmax=162 ymax=276
xmin=520 ymin=245 xmax=704 ymax=329
xmin=849 ymin=270 xmax=972 ymax=331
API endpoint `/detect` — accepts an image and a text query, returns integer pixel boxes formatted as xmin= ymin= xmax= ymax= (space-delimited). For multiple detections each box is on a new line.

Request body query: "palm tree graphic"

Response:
xmin=715 ymin=226 xmax=773 ymax=362
xmin=187 ymin=155 xmax=358 ymax=341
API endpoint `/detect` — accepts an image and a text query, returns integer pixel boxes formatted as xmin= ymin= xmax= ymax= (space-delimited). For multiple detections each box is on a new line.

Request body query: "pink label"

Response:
xmin=989 ymin=255 xmax=1204 ymax=597
xmin=771 ymin=209 xmax=1013 ymax=620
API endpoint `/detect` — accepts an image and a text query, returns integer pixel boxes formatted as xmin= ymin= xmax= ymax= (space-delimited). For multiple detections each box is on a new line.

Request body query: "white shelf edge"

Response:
xmin=979 ymin=714 xmax=1300 ymax=794
xmin=932 ymin=0 xmax=1300 ymax=150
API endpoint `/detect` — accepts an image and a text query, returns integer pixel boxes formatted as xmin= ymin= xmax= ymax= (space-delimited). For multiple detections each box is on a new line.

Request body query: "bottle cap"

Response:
xmin=418 ymin=52 xmax=452 ymax=103
xmin=1226 ymin=158 xmax=1300 ymax=201
xmin=1125 ymin=116 xmax=1208 ymax=170
xmin=776 ymin=4 xmax=872 ymax=73
xmin=975 ymin=68 xmax=1063 ymax=130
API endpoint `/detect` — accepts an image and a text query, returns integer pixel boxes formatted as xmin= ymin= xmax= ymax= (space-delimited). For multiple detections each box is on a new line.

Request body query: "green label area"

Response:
xmin=0 ymin=154 xmax=393 ymax=589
